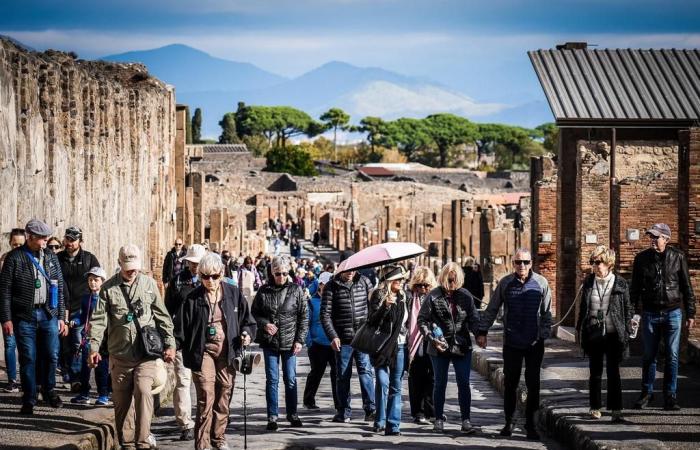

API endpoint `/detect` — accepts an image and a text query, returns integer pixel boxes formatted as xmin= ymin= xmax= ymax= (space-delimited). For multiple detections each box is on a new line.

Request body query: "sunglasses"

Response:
xmin=415 ymin=283 xmax=430 ymax=289
xmin=649 ymin=235 xmax=663 ymax=241
xmin=590 ymin=259 xmax=604 ymax=265
xmin=48 ymin=245 xmax=61 ymax=250
xmin=175 ymin=243 xmax=183 ymax=246
xmin=514 ymin=260 xmax=531 ymax=266
xmin=273 ymin=272 xmax=287 ymax=277
xmin=201 ymin=274 xmax=221 ymax=280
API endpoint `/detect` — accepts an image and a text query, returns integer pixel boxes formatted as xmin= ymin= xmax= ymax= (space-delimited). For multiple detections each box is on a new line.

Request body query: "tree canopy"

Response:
xmin=320 ymin=107 xmax=351 ymax=159
xmin=264 ymin=145 xmax=318 ymax=176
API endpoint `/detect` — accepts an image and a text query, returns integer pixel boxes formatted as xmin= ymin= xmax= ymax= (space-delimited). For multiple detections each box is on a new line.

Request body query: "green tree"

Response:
xmin=357 ymin=117 xmax=391 ymax=160
xmin=218 ymin=113 xmax=241 ymax=144
xmin=423 ymin=114 xmax=478 ymax=168
xmin=185 ymin=106 xmax=192 ymax=144
xmin=535 ymin=122 xmax=559 ymax=152
xmin=192 ymin=108 xmax=202 ymax=144
xmin=385 ymin=117 xmax=433 ymax=161
xmin=320 ymin=107 xmax=350 ymax=160
xmin=264 ymin=145 xmax=318 ymax=176
xmin=241 ymin=106 xmax=320 ymax=148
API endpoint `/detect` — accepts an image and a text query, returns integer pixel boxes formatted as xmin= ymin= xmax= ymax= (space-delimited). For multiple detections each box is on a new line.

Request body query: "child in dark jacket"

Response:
xmin=70 ymin=267 xmax=111 ymax=405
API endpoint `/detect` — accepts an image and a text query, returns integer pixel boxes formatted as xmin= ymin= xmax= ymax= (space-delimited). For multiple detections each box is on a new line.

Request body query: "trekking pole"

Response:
xmin=243 ymin=372 xmax=248 ymax=450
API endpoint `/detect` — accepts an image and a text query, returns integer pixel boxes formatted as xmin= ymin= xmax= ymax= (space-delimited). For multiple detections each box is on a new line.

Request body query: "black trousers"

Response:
xmin=408 ymin=353 xmax=434 ymax=419
xmin=503 ymin=340 xmax=545 ymax=426
xmin=303 ymin=344 xmax=338 ymax=409
xmin=587 ymin=332 xmax=623 ymax=410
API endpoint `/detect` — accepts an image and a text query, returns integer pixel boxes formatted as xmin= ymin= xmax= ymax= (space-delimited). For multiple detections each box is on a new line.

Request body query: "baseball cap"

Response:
xmin=118 ymin=244 xmax=142 ymax=271
xmin=645 ymin=223 xmax=671 ymax=239
xmin=183 ymin=244 xmax=206 ymax=263
xmin=65 ymin=226 xmax=83 ymax=241
xmin=85 ymin=266 xmax=107 ymax=280
xmin=24 ymin=219 xmax=53 ymax=237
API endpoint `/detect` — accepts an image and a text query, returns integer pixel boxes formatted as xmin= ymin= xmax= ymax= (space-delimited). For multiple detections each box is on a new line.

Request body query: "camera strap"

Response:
xmin=120 ymin=276 xmax=142 ymax=328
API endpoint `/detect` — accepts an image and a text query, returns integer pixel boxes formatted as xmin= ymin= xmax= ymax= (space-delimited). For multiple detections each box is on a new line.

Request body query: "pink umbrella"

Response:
xmin=336 ymin=242 xmax=426 ymax=273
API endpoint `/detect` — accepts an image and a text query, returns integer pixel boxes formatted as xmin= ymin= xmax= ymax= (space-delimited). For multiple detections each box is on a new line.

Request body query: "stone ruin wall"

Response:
xmin=0 ymin=39 xmax=176 ymax=275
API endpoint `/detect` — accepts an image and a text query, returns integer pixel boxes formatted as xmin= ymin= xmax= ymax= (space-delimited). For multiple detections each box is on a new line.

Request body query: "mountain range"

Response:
xmin=103 ymin=44 xmax=553 ymax=139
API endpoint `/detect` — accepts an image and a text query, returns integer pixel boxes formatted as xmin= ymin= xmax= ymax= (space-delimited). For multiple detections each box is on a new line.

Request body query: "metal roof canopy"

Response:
xmin=529 ymin=43 xmax=700 ymax=128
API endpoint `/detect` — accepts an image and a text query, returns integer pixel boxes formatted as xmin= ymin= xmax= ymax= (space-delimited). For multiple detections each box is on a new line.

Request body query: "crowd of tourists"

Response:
xmin=0 ymin=219 xmax=695 ymax=449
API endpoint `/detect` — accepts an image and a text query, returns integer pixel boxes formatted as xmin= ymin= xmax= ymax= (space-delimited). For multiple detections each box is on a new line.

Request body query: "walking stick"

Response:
xmin=243 ymin=370 xmax=248 ymax=450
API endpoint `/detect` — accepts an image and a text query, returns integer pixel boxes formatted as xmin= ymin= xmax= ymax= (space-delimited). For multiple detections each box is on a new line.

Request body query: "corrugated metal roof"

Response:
xmin=529 ymin=47 xmax=700 ymax=125
xmin=191 ymin=144 xmax=249 ymax=153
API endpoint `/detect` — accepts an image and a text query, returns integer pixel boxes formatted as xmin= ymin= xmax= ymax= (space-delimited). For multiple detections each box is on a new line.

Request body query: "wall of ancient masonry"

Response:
xmin=0 ymin=39 xmax=177 ymax=277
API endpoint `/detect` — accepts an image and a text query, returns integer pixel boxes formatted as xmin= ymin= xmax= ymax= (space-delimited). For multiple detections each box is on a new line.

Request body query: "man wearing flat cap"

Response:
xmin=57 ymin=226 xmax=100 ymax=389
xmin=0 ymin=219 xmax=67 ymax=414
xmin=631 ymin=223 xmax=695 ymax=411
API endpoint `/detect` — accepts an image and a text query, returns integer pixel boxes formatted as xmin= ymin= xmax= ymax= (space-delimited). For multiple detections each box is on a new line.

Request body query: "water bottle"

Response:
xmin=431 ymin=323 xmax=444 ymax=339
xmin=630 ymin=314 xmax=641 ymax=339
xmin=48 ymin=280 xmax=59 ymax=309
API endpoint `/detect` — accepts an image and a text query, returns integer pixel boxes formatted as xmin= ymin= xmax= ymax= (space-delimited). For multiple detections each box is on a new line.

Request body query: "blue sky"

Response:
xmin=3 ymin=0 xmax=700 ymax=103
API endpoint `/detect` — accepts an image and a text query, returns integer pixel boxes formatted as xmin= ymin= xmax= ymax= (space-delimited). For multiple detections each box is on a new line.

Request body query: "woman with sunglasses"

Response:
xmin=176 ymin=252 xmax=256 ymax=450
xmin=417 ymin=262 xmax=480 ymax=434
xmin=406 ymin=266 xmax=437 ymax=425
xmin=46 ymin=237 xmax=62 ymax=254
xmin=252 ymin=256 xmax=308 ymax=431
xmin=575 ymin=245 xmax=634 ymax=423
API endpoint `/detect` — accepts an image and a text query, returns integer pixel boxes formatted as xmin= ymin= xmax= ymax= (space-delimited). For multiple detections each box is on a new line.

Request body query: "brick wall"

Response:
xmin=686 ymin=129 xmax=700 ymax=341
xmin=532 ymin=176 xmax=558 ymax=316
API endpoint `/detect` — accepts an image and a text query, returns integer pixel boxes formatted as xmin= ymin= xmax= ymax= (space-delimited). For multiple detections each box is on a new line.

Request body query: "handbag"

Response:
xmin=351 ymin=321 xmax=392 ymax=355
xmin=120 ymin=283 xmax=164 ymax=360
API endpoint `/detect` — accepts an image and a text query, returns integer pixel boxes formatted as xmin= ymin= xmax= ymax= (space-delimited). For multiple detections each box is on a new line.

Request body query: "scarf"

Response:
xmin=408 ymin=292 xmax=424 ymax=360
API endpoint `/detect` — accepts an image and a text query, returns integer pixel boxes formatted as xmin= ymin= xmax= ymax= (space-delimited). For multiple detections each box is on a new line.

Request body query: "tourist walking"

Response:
xmin=631 ymin=223 xmax=695 ymax=411
xmin=406 ymin=266 xmax=436 ymax=424
xmin=417 ymin=262 xmax=479 ymax=434
xmin=477 ymin=248 xmax=552 ymax=440
xmin=252 ymin=256 xmax=308 ymax=431
xmin=165 ymin=244 xmax=206 ymax=441
xmin=576 ymin=245 xmax=634 ymax=423
xmin=87 ymin=244 xmax=176 ymax=449
xmin=303 ymin=271 xmax=338 ymax=410
xmin=367 ymin=265 xmax=409 ymax=436
xmin=462 ymin=257 xmax=484 ymax=310
xmin=0 ymin=219 xmax=67 ymax=414
xmin=162 ymin=238 xmax=186 ymax=286
xmin=0 ymin=228 xmax=25 ymax=394
xmin=176 ymin=252 xmax=256 ymax=450
xmin=321 ymin=268 xmax=376 ymax=423
xmin=238 ymin=256 xmax=262 ymax=303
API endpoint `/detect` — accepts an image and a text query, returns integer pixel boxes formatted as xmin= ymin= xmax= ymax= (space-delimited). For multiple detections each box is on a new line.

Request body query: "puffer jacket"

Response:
xmin=630 ymin=246 xmax=695 ymax=318
xmin=417 ymin=287 xmax=479 ymax=355
xmin=576 ymin=273 xmax=634 ymax=356
xmin=321 ymin=273 xmax=373 ymax=344
xmin=252 ymin=281 xmax=308 ymax=351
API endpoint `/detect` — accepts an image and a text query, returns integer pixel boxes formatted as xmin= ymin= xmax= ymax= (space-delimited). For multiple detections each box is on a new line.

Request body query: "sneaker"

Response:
xmin=71 ymin=394 xmax=92 ymax=405
xmin=19 ymin=404 xmax=33 ymax=415
xmin=332 ymin=415 xmax=350 ymax=423
xmin=499 ymin=421 xmax=514 ymax=437
xmin=461 ymin=419 xmax=476 ymax=435
xmin=385 ymin=430 xmax=401 ymax=436
xmin=664 ymin=396 xmax=681 ymax=411
xmin=525 ymin=426 xmax=540 ymax=440
xmin=2 ymin=380 xmax=20 ymax=393
xmin=372 ymin=424 xmax=385 ymax=433
xmin=589 ymin=409 xmax=602 ymax=419
xmin=288 ymin=414 xmax=303 ymax=427
xmin=213 ymin=442 xmax=230 ymax=450
xmin=433 ymin=419 xmax=444 ymax=433
xmin=303 ymin=403 xmax=320 ymax=410
xmin=147 ymin=433 xmax=157 ymax=449
xmin=364 ymin=410 xmax=376 ymax=422
xmin=47 ymin=391 xmax=63 ymax=408
xmin=70 ymin=382 xmax=82 ymax=393
xmin=95 ymin=395 xmax=112 ymax=406
xmin=266 ymin=420 xmax=278 ymax=431
xmin=179 ymin=428 xmax=194 ymax=441
xmin=414 ymin=416 xmax=430 ymax=425
xmin=634 ymin=392 xmax=654 ymax=409
xmin=611 ymin=410 xmax=624 ymax=423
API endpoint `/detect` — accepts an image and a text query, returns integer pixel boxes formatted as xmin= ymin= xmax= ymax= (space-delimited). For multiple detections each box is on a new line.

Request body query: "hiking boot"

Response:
xmin=461 ymin=419 xmax=476 ymax=435
xmin=266 ymin=420 xmax=278 ymax=431
xmin=589 ymin=409 xmax=602 ymax=419
xmin=47 ymin=391 xmax=63 ymax=408
xmin=288 ymin=414 xmax=303 ymax=427
xmin=499 ymin=421 xmax=514 ymax=437
xmin=664 ymin=396 xmax=681 ymax=411
xmin=433 ymin=419 xmax=444 ymax=433
xmin=634 ymin=392 xmax=654 ymax=409
xmin=303 ymin=403 xmax=320 ymax=410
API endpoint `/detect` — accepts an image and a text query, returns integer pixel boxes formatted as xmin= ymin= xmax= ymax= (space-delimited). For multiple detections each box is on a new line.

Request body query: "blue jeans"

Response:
xmin=642 ymin=308 xmax=682 ymax=396
xmin=431 ymin=350 xmax=473 ymax=421
xmin=375 ymin=345 xmax=406 ymax=432
xmin=64 ymin=324 xmax=84 ymax=383
xmin=263 ymin=348 xmax=298 ymax=419
xmin=335 ymin=344 xmax=375 ymax=419
xmin=79 ymin=345 xmax=110 ymax=397
xmin=3 ymin=333 xmax=17 ymax=381
xmin=14 ymin=308 xmax=60 ymax=406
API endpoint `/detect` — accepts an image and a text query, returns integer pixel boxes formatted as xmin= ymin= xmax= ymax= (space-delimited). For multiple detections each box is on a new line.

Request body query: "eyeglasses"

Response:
xmin=514 ymin=260 xmax=531 ymax=266
xmin=175 ymin=242 xmax=183 ymax=246
xmin=273 ymin=272 xmax=287 ymax=277
xmin=48 ymin=245 xmax=60 ymax=250
xmin=201 ymin=274 xmax=221 ymax=280
xmin=415 ymin=283 xmax=430 ymax=289
xmin=590 ymin=259 xmax=604 ymax=265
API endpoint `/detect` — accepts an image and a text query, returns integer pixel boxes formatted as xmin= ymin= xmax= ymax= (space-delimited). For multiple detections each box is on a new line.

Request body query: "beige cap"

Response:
xmin=183 ymin=244 xmax=206 ymax=263
xmin=151 ymin=358 xmax=167 ymax=395
xmin=118 ymin=244 xmax=142 ymax=271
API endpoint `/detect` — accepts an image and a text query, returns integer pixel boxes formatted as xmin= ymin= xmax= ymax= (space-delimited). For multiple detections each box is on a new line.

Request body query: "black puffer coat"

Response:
xmin=417 ymin=287 xmax=479 ymax=356
xmin=252 ymin=282 xmax=308 ymax=351
xmin=321 ymin=273 xmax=373 ymax=344
xmin=576 ymin=274 xmax=634 ymax=356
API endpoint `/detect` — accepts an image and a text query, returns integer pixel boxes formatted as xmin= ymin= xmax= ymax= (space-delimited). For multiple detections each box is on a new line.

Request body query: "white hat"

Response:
xmin=85 ymin=266 xmax=107 ymax=280
xmin=318 ymin=272 xmax=333 ymax=285
xmin=151 ymin=359 xmax=167 ymax=395
xmin=183 ymin=244 xmax=206 ymax=264
xmin=118 ymin=244 xmax=142 ymax=271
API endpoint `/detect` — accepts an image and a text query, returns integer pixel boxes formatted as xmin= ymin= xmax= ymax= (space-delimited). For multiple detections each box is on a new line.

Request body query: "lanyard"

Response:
xmin=24 ymin=249 xmax=50 ymax=282
xmin=207 ymin=286 xmax=220 ymax=325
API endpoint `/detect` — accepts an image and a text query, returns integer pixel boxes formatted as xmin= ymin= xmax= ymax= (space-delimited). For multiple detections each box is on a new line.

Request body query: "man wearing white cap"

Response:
xmin=165 ymin=244 xmax=206 ymax=441
xmin=631 ymin=223 xmax=695 ymax=411
xmin=87 ymin=244 xmax=176 ymax=450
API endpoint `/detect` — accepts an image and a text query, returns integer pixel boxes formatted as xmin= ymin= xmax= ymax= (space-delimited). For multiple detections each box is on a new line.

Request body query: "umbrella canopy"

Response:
xmin=336 ymin=242 xmax=425 ymax=273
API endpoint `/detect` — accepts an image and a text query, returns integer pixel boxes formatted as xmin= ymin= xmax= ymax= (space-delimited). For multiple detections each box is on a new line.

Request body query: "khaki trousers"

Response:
xmin=110 ymin=356 xmax=157 ymax=450
xmin=174 ymin=350 xmax=195 ymax=430
xmin=193 ymin=352 xmax=236 ymax=450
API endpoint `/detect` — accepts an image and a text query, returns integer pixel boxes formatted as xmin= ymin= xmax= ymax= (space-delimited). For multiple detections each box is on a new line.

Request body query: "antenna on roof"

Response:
xmin=556 ymin=42 xmax=588 ymax=50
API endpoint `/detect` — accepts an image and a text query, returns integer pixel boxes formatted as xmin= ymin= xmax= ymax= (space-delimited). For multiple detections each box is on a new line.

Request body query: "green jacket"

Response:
xmin=88 ymin=273 xmax=175 ymax=361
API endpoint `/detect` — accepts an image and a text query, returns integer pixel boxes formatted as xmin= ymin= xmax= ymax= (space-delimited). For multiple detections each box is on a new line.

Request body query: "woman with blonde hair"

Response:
xmin=406 ymin=266 xmax=437 ymax=425
xmin=576 ymin=245 xmax=634 ymax=423
xmin=417 ymin=262 xmax=480 ymax=434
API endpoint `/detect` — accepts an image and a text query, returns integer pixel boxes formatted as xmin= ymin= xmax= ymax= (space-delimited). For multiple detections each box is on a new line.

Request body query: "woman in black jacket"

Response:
xmin=576 ymin=245 xmax=634 ymax=423
xmin=176 ymin=252 xmax=256 ymax=450
xmin=366 ymin=264 xmax=409 ymax=436
xmin=252 ymin=256 xmax=308 ymax=431
xmin=417 ymin=262 xmax=479 ymax=435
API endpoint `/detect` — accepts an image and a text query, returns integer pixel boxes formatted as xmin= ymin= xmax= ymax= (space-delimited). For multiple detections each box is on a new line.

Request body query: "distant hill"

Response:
xmin=101 ymin=44 xmax=553 ymax=138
